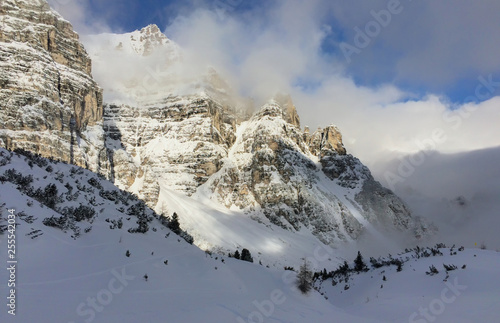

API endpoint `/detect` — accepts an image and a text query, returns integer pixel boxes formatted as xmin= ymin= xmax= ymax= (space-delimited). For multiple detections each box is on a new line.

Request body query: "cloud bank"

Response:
xmin=158 ymin=0 xmax=500 ymax=164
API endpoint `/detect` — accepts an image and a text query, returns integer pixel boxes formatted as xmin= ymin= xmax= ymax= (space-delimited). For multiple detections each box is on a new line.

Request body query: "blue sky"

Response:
xmin=82 ymin=0 xmax=179 ymax=31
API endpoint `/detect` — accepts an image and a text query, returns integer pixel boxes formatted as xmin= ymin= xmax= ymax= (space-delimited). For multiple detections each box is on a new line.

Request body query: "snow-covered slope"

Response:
xmin=0 ymin=148 xmax=361 ymax=323
xmin=314 ymin=246 xmax=500 ymax=322
xmin=1 ymin=149 xmax=498 ymax=323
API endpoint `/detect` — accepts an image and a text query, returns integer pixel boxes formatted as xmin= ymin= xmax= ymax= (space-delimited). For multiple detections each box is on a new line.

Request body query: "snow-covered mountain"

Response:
xmin=81 ymin=24 xmax=430 ymax=258
xmin=1 ymin=1 xmax=500 ymax=322
xmin=0 ymin=0 xmax=430 ymax=269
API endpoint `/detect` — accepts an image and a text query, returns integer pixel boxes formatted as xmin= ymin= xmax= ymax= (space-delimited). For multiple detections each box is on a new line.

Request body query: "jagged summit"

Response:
xmin=95 ymin=23 xmax=174 ymax=58
xmin=307 ymin=124 xmax=347 ymax=156
xmin=85 ymin=26 xmax=247 ymax=107
xmin=272 ymin=93 xmax=301 ymax=128
xmin=127 ymin=24 xmax=170 ymax=56
xmin=256 ymin=93 xmax=301 ymax=129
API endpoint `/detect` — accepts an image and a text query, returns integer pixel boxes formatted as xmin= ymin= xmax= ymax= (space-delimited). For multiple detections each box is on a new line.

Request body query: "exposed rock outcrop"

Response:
xmin=0 ymin=0 xmax=107 ymax=173
xmin=104 ymin=95 xmax=237 ymax=205
xmin=204 ymin=99 xmax=364 ymax=243
xmin=308 ymin=125 xmax=346 ymax=156
xmin=202 ymin=98 xmax=428 ymax=244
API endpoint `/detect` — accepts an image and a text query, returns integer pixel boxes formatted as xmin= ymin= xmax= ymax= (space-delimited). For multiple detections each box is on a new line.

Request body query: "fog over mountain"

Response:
xmin=372 ymin=146 xmax=500 ymax=250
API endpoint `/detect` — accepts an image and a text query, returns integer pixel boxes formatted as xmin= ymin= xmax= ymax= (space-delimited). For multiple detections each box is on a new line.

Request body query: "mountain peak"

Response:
xmin=274 ymin=93 xmax=301 ymax=128
xmin=130 ymin=24 xmax=170 ymax=56
xmin=256 ymin=93 xmax=301 ymax=128
xmin=141 ymin=23 xmax=161 ymax=33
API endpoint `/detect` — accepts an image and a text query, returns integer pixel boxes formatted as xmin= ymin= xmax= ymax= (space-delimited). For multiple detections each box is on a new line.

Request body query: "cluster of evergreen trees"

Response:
xmin=159 ymin=212 xmax=194 ymax=244
xmin=311 ymin=251 xmax=405 ymax=289
xmin=228 ymin=248 xmax=253 ymax=263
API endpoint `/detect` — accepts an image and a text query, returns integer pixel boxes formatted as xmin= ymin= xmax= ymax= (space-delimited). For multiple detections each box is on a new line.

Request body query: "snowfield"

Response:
xmin=0 ymin=149 xmax=499 ymax=323
xmin=317 ymin=247 xmax=500 ymax=323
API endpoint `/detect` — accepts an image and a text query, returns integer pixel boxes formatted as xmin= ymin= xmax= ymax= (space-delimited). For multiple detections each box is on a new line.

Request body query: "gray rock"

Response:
xmin=0 ymin=0 xmax=107 ymax=174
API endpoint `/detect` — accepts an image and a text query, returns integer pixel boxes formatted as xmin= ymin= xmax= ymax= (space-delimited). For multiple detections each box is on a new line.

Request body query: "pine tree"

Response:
xmin=167 ymin=212 xmax=181 ymax=235
xmin=233 ymin=250 xmax=240 ymax=259
xmin=296 ymin=260 xmax=313 ymax=294
xmin=339 ymin=261 xmax=349 ymax=274
xmin=354 ymin=251 xmax=368 ymax=272
xmin=241 ymin=248 xmax=253 ymax=263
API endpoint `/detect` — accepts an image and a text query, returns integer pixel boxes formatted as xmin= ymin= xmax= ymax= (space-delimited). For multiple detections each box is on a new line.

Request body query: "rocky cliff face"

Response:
xmin=203 ymin=98 xmax=428 ymax=243
xmin=82 ymin=25 xmax=247 ymax=206
xmin=104 ymin=94 xmax=237 ymax=205
xmin=203 ymin=99 xmax=363 ymax=243
xmin=81 ymin=24 xmax=429 ymax=246
xmin=0 ymin=0 xmax=108 ymax=173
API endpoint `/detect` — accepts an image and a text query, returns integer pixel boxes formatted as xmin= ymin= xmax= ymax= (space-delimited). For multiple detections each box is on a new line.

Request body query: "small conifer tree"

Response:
xmin=241 ymin=248 xmax=253 ymax=263
xmin=296 ymin=260 xmax=313 ymax=294
xmin=168 ymin=212 xmax=181 ymax=234
xmin=354 ymin=251 xmax=367 ymax=272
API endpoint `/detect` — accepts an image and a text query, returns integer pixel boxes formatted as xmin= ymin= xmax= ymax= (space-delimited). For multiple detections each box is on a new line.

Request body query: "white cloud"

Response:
xmin=56 ymin=0 xmax=499 ymax=165
xmin=47 ymin=0 xmax=112 ymax=34
xmin=160 ymin=1 xmax=500 ymax=167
